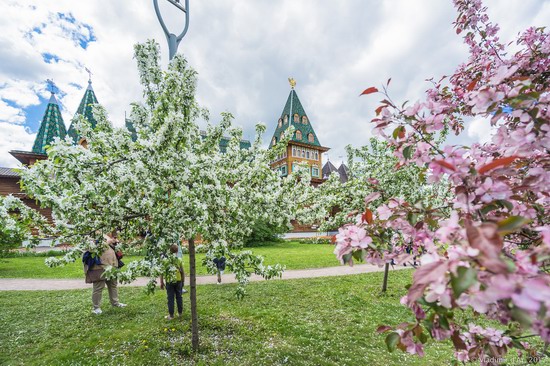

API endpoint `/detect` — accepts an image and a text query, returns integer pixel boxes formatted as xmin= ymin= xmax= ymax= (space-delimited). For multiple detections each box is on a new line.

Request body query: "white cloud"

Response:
xmin=0 ymin=0 xmax=547 ymax=168
xmin=0 ymin=100 xmax=26 ymax=124
xmin=0 ymin=122 xmax=36 ymax=167
xmin=467 ymin=117 xmax=495 ymax=144
xmin=0 ymin=80 xmax=42 ymax=108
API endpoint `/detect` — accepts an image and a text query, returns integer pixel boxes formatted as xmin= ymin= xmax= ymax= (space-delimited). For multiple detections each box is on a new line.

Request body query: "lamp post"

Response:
xmin=153 ymin=0 xmax=190 ymax=60
xmin=153 ymin=1 xmax=195 ymax=348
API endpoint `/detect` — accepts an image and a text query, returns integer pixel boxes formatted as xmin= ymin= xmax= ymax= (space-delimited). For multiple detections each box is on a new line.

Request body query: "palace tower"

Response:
xmin=269 ymin=80 xmax=330 ymax=186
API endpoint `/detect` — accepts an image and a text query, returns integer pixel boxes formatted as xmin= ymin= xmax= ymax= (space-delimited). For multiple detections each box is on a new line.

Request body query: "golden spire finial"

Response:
xmin=288 ymin=77 xmax=296 ymax=89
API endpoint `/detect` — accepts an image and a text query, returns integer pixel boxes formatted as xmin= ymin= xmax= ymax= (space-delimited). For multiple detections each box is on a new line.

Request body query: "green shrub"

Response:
xmin=0 ymin=233 xmax=24 ymax=258
xmin=244 ymin=221 xmax=286 ymax=247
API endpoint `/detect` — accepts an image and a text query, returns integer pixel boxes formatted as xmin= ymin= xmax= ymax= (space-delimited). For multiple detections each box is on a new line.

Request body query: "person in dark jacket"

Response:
xmin=213 ymin=256 xmax=226 ymax=284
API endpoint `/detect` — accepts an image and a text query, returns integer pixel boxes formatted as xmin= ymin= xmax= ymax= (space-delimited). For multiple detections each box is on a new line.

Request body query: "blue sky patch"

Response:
xmin=57 ymin=12 xmax=76 ymax=24
xmin=69 ymin=82 xmax=83 ymax=90
xmin=1 ymin=97 xmax=47 ymax=133
xmin=42 ymin=53 xmax=61 ymax=64
xmin=78 ymin=24 xmax=97 ymax=49
xmin=56 ymin=12 xmax=97 ymax=50
xmin=23 ymin=100 xmax=48 ymax=133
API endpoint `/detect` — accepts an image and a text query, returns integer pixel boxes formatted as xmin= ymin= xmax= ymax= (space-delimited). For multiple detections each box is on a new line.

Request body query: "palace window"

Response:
xmin=281 ymin=165 xmax=287 ymax=176
xmin=292 ymin=163 xmax=298 ymax=172
xmin=302 ymin=116 xmax=308 ymax=124
xmin=290 ymin=146 xmax=320 ymax=160
xmin=294 ymin=113 xmax=299 ymax=123
xmin=272 ymin=137 xmax=277 ymax=145
xmin=308 ymin=133 xmax=314 ymax=143
xmin=283 ymin=115 xmax=288 ymax=124
xmin=273 ymin=149 xmax=287 ymax=162
xmin=296 ymin=130 xmax=302 ymax=140
xmin=278 ymin=118 xmax=282 ymax=128
xmin=312 ymin=165 xmax=319 ymax=177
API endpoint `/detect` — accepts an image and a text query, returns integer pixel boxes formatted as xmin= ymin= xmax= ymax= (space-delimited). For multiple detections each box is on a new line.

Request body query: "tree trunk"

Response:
xmin=188 ymin=236 xmax=199 ymax=351
xmin=381 ymin=262 xmax=390 ymax=292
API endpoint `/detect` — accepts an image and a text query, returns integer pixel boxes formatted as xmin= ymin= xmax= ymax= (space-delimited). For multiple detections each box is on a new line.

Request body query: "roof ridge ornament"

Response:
xmin=85 ymin=67 xmax=93 ymax=84
xmin=288 ymin=77 xmax=296 ymax=89
xmin=46 ymin=79 xmax=57 ymax=94
xmin=153 ymin=0 xmax=190 ymax=60
xmin=46 ymin=79 xmax=60 ymax=105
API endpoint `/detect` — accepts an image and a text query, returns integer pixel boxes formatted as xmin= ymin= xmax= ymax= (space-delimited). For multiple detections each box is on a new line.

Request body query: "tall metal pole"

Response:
xmin=153 ymin=0 xmax=190 ymax=60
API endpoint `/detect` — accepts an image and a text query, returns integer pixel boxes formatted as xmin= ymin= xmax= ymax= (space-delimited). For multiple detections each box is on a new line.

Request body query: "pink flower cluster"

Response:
xmin=455 ymin=324 xmax=512 ymax=363
xmin=334 ymin=200 xmax=436 ymax=268
xmin=334 ymin=224 xmax=373 ymax=264
xmin=339 ymin=0 xmax=550 ymax=362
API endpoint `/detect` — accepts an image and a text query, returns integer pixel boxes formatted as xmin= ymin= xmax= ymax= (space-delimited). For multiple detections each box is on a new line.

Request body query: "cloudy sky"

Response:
xmin=0 ymin=0 xmax=548 ymax=167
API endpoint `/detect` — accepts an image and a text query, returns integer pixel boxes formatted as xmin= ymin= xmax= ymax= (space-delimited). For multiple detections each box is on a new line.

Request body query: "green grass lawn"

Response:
xmin=0 ymin=241 xmax=339 ymax=279
xmin=0 ymin=270 xmax=463 ymax=366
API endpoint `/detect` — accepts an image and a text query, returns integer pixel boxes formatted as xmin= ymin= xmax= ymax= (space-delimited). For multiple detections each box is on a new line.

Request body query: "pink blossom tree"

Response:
xmin=335 ymin=0 xmax=549 ymax=362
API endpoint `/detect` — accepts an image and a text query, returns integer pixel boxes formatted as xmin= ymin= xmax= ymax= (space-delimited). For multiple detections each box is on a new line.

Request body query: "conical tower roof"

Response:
xmin=337 ymin=163 xmax=349 ymax=183
xmin=269 ymin=86 xmax=323 ymax=148
xmin=31 ymin=93 xmax=67 ymax=154
xmin=68 ymin=79 xmax=99 ymax=142
xmin=322 ymin=160 xmax=338 ymax=179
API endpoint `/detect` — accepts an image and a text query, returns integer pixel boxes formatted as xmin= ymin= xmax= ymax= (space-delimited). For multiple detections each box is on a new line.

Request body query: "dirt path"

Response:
xmin=0 ymin=264 xmax=409 ymax=291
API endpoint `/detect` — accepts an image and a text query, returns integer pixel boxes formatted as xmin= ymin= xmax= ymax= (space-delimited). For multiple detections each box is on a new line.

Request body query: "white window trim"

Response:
xmin=312 ymin=165 xmax=319 ymax=177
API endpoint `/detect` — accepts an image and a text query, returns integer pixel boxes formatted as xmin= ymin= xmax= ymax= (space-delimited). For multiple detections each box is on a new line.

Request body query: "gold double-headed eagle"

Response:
xmin=288 ymin=77 xmax=296 ymax=89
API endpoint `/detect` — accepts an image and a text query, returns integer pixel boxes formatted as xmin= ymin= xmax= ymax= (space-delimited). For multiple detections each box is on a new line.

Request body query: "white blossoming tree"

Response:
xmin=299 ymin=138 xmax=450 ymax=291
xmin=0 ymin=195 xmax=52 ymax=255
xmin=19 ymin=40 xmax=297 ymax=351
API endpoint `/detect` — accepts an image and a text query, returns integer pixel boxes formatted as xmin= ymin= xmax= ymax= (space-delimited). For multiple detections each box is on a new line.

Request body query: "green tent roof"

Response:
xmin=68 ymin=81 xmax=99 ymax=142
xmin=198 ymin=130 xmax=251 ymax=152
xmin=31 ymin=93 xmax=67 ymax=154
xmin=269 ymin=89 xmax=322 ymax=148
xmin=218 ymin=136 xmax=251 ymax=152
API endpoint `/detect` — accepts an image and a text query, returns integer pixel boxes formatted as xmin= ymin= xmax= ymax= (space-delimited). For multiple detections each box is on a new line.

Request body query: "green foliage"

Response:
xmin=450 ymin=266 xmax=477 ymax=297
xmin=385 ymin=332 xmax=400 ymax=352
xmin=0 ymin=233 xmax=24 ymax=257
xmin=243 ymin=220 xmax=286 ymax=246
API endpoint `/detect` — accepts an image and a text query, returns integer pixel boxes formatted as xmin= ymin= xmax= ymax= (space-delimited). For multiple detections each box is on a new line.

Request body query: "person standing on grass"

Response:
xmin=86 ymin=232 xmax=127 ymax=315
xmin=160 ymin=244 xmax=185 ymax=320
xmin=213 ymin=256 xmax=226 ymax=284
